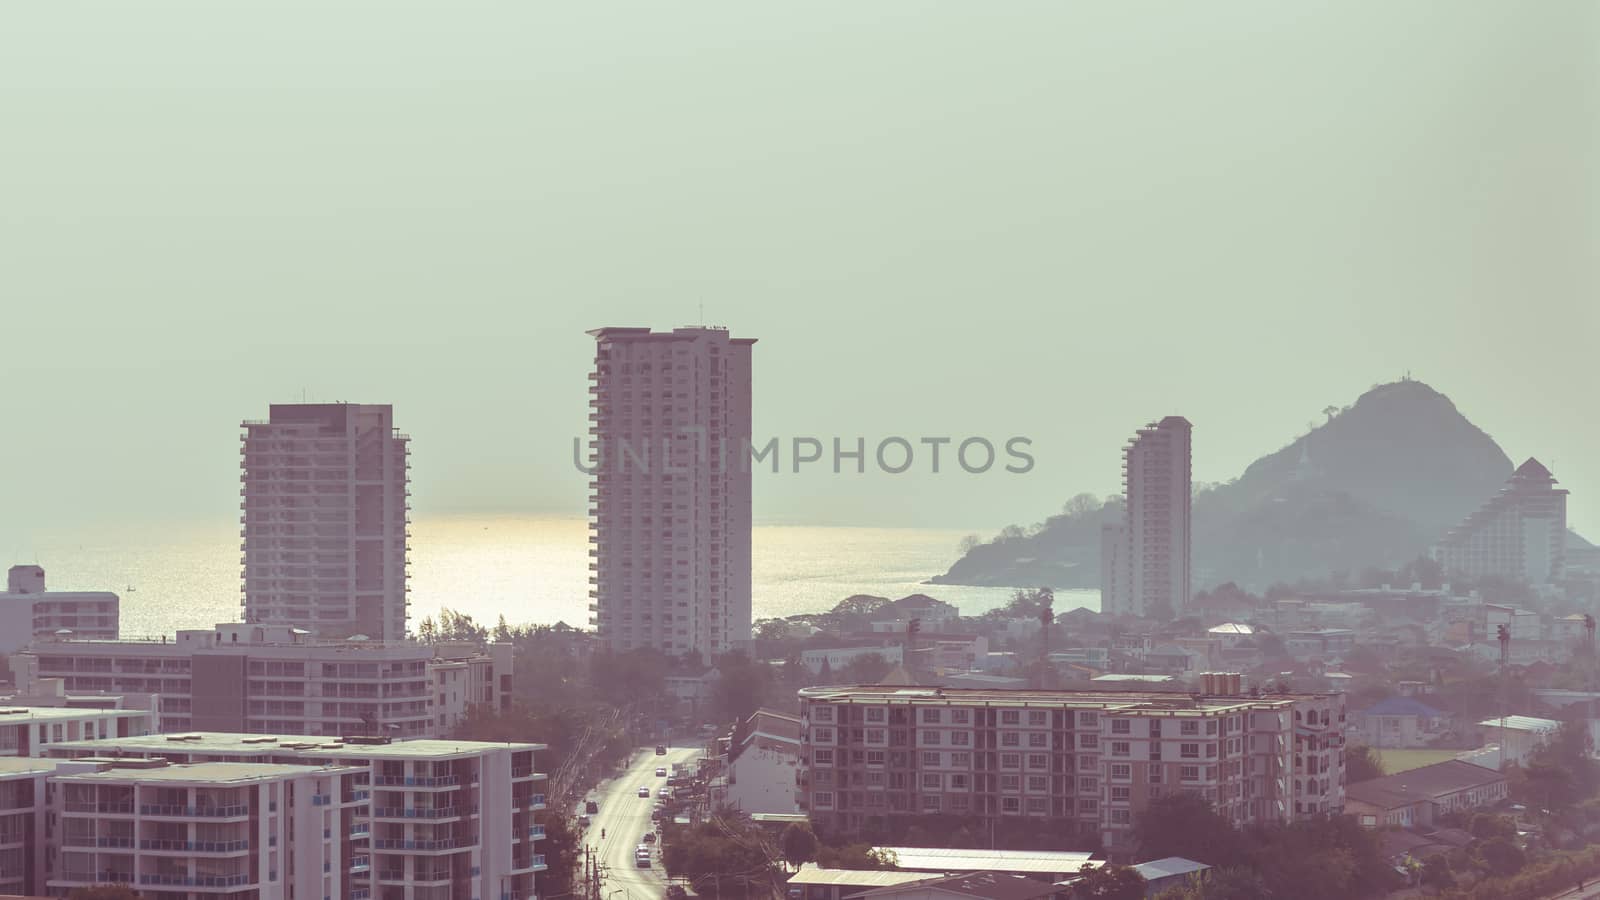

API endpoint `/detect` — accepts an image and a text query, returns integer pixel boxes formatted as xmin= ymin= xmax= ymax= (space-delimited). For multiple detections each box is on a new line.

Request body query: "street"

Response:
xmin=583 ymin=743 xmax=702 ymax=900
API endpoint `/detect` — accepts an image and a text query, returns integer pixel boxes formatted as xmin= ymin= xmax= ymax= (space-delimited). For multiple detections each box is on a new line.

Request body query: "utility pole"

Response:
xmin=1498 ymin=623 xmax=1511 ymax=773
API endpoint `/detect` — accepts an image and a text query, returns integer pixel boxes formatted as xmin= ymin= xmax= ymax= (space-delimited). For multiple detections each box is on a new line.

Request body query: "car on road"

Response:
xmin=658 ymin=788 xmax=671 ymax=800
xmin=655 ymin=767 xmax=667 ymax=777
xmin=642 ymin=832 xmax=656 ymax=844
xmin=585 ymin=800 xmax=599 ymax=814
xmin=655 ymin=744 xmax=667 ymax=755
xmin=577 ymin=814 xmax=590 ymax=827
xmin=638 ymin=786 xmax=650 ymax=798
xmin=635 ymin=847 xmax=652 ymax=868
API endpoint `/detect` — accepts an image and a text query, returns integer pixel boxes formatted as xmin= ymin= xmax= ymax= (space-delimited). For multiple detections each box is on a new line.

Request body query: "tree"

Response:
xmin=1345 ymin=744 xmax=1385 ymax=783
xmin=1477 ymin=835 xmax=1526 ymax=877
xmin=1132 ymin=792 xmax=1249 ymax=867
xmin=1070 ymin=863 xmax=1145 ymax=899
xmin=780 ymin=823 xmax=820 ymax=870
xmin=1152 ymin=867 xmax=1270 ymax=900
xmin=815 ymin=844 xmax=897 ymax=870
xmin=839 ymin=653 xmax=892 ymax=684
xmin=1420 ymin=855 xmax=1456 ymax=889
xmin=1063 ymin=493 xmax=1102 ymax=517
xmin=958 ymin=534 xmax=983 ymax=554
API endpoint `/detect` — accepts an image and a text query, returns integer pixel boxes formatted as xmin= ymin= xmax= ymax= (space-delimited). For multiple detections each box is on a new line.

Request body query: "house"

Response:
xmin=1129 ymin=858 xmax=1211 ymax=897
xmin=787 ymin=866 xmax=937 ymax=900
xmin=1476 ymin=715 xmax=1562 ymax=766
xmin=709 ymin=708 xmax=802 ymax=816
xmin=872 ymin=847 xmax=1100 ymax=881
xmin=1344 ymin=760 xmax=1510 ymax=829
xmin=802 ymin=643 xmax=905 ymax=675
xmin=1355 ymin=697 xmax=1450 ymax=749
xmin=1284 ymin=629 xmax=1356 ymax=659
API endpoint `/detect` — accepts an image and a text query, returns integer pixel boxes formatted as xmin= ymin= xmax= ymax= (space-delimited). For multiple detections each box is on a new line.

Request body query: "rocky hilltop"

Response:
xmin=933 ymin=379 xmax=1523 ymax=592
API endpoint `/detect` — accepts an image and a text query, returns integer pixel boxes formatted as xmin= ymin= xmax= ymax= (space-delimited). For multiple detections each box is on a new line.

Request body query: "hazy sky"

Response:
xmin=1 ymin=1 xmax=1595 ymax=550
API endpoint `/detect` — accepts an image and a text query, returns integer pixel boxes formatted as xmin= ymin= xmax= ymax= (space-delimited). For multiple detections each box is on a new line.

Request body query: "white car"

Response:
xmin=637 ymin=786 xmax=650 ymax=798
xmin=655 ymin=767 xmax=667 ymax=777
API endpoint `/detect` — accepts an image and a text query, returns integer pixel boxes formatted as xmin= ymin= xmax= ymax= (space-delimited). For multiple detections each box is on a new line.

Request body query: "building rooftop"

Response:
xmin=53 ymin=761 xmax=356 ymax=784
xmin=1362 ymin=697 xmax=1445 ymax=719
xmin=0 ymin=758 xmax=65 ymax=778
xmin=850 ymin=872 xmax=1060 ymax=900
xmin=788 ymin=866 xmax=931 ymax=889
xmin=1130 ymin=857 xmax=1211 ymax=882
xmin=873 ymin=847 xmax=1099 ymax=875
xmin=0 ymin=707 xmax=147 ymax=724
xmin=1477 ymin=715 xmax=1562 ymax=734
xmin=1345 ymin=760 xmax=1507 ymax=808
xmin=799 ymin=685 xmax=1330 ymax=713
xmin=49 ymin=732 xmax=545 ymax=758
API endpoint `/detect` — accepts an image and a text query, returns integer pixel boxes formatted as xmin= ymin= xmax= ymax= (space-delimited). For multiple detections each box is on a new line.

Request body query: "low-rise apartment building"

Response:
xmin=12 ymin=625 xmax=510 ymax=738
xmin=0 ymin=757 xmax=59 ymax=894
xmin=796 ymin=683 xmax=1345 ymax=851
xmin=50 ymin=758 xmax=360 ymax=900
xmin=0 ymin=707 xmax=152 ymax=757
xmin=1344 ymin=759 xmax=1508 ymax=829
xmin=0 ymin=565 xmax=118 ymax=655
xmin=45 ymin=732 xmax=547 ymax=900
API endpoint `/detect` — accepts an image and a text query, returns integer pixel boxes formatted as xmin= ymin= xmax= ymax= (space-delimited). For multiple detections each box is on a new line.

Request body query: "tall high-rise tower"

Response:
xmin=1432 ymin=457 xmax=1569 ymax=584
xmin=241 ymin=403 xmax=410 ymax=641
xmin=1104 ymin=416 xmax=1191 ymax=619
xmin=587 ymin=327 xmax=754 ymax=661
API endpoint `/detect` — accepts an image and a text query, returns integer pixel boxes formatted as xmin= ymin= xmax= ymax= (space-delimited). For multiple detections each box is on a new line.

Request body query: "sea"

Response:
xmin=12 ymin=515 xmax=1100 ymax=639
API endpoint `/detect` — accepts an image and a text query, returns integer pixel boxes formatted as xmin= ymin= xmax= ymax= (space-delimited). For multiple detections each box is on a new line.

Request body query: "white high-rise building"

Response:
xmin=587 ymin=326 xmax=755 ymax=661
xmin=1433 ymin=458 xmax=1569 ymax=584
xmin=0 ymin=565 xmax=119 ymax=655
xmin=241 ymin=404 xmax=410 ymax=641
xmin=1104 ymin=416 xmax=1191 ymax=619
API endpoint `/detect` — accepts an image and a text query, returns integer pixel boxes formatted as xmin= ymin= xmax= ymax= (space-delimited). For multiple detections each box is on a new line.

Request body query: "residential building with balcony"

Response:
xmin=1433 ymin=458 xmax=1569 ymax=585
xmin=9 ymin=624 xmax=494 ymax=738
xmin=796 ymin=683 xmax=1343 ymax=851
xmin=242 ymin=403 xmax=410 ymax=642
xmin=0 ymin=565 xmax=118 ymax=655
xmin=45 ymin=733 xmax=547 ymax=900
xmin=48 ymin=758 xmax=359 ymax=900
xmin=0 ymin=707 xmax=152 ymax=758
xmin=0 ymin=757 xmax=61 ymax=895
xmin=1102 ymin=417 xmax=1192 ymax=620
xmin=587 ymin=326 xmax=755 ymax=661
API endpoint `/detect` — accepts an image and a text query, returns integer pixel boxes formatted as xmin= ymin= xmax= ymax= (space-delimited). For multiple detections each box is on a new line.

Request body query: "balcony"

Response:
xmin=350 ymin=857 xmax=371 ymax=873
xmin=139 ymin=874 xmax=252 ymax=888
xmin=138 ymin=804 xmax=251 ymax=818
xmin=528 ymin=825 xmax=546 ymax=840
xmin=371 ymin=774 xmax=459 ymax=787
xmin=138 ymin=839 xmax=250 ymax=854
xmin=371 ymin=805 xmax=475 ymax=820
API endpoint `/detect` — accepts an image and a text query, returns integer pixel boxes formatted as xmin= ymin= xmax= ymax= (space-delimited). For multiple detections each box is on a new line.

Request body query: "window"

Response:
xmin=1111 ymin=808 xmax=1131 ymax=824
xmin=1001 ymin=710 xmax=1020 ymax=725
xmin=1111 ymin=741 xmax=1130 ymax=757
xmin=951 ymin=795 xmax=971 ymax=811
xmin=1207 ymin=743 xmax=1218 ymax=758
xmin=866 ymin=751 xmax=885 ymax=765
xmin=1079 ymin=798 xmax=1099 ymax=813
xmin=1002 ymin=733 xmax=1020 ymax=747
xmin=1207 ymin=720 xmax=1219 ymax=735
xmin=1028 ymin=775 xmax=1048 ymax=791
xmin=1001 ymin=775 xmax=1021 ymax=790
xmin=866 ymin=729 xmax=884 ymax=743
xmin=1028 ymin=753 xmax=1048 ymax=769
xmin=1111 ymin=719 xmax=1131 ymax=734
xmin=1181 ymin=720 xmax=1199 ymax=736
xmin=1028 ymin=733 xmax=1047 ymax=748
xmin=1149 ymin=764 xmax=1163 ymax=783
xmin=1001 ymin=753 xmax=1021 ymax=769
xmin=1079 ymin=756 xmax=1097 ymax=771
xmin=1110 ymin=764 xmax=1131 ymax=780
xmin=1027 ymin=797 xmax=1048 ymax=813
xmin=1080 ymin=734 xmax=1099 ymax=749
xmin=950 ymin=774 xmax=969 ymax=790
xmin=951 ymin=709 xmax=970 ymax=725
xmin=1002 ymin=797 xmax=1021 ymax=812
xmin=1079 ymin=777 xmax=1097 ymax=792
xmin=1180 ymin=743 xmax=1200 ymax=759
xmin=951 ymin=731 xmax=970 ymax=746
xmin=1111 ymin=786 xmax=1131 ymax=802
xmin=1181 ymin=766 xmax=1200 ymax=781
xmin=814 ymin=792 xmax=834 ymax=807
xmin=922 ymin=795 xmax=941 ymax=811
xmin=921 ymin=773 xmax=942 ymax=789
xmin=814 ymin=750 xmax=834 ymax=765
xmin=814 ymin=728 xmax=834 ymax=743
xmin=922 ymin=752 xmax=941 ymax=766
xmin=813 ymin=708 xmax=834 ymax=723
xmin=866 ymin=707 xmax=885 ymax=723
xmin=922 ymin=709 xmax=941 ymax=724
xmin=1028 ymin=711 xmax=1047 ymax=726
xmin=1079 ymin=711 xmax=1099 ymax=727
xmin=951 ymin=752 xmax=971 ymax=767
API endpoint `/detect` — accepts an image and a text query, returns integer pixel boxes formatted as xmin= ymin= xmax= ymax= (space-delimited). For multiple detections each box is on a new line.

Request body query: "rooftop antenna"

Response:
xmin=698 ymin=301 xmax=704 ymax=325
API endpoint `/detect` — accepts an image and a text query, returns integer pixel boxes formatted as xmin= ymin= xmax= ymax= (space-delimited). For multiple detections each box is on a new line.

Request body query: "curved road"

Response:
xmin=584 ymin=744 xmax=701 ymax=900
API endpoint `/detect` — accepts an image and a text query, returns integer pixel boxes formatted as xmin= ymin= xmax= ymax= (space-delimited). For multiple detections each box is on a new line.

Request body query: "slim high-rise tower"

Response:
xmin=1104 ymin=416 xmax=1191 ymax=619
xmin=587 ymin=327 xmax=754 ymax=661
xmin=241 ymin=403 xmax=410 ymax=641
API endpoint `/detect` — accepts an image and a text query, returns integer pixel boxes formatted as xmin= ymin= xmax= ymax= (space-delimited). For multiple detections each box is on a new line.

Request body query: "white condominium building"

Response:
xmin=587 ymin=326 xmax=755 ymax=661
xmin=242 ymin=403 xmax=411 ymax=642
xmin=0 ymin=706 xmax=153 ymax=757
xmin=49 ymin=759 xmax=361 ymax=900
xmin=1102 ymin=416 xmax=1192 ymax=620
xmin=0 ymin=565 xmax=119 ymax=655
xmin=797 ymin=682 xmax=1344 ymax=851
xmin=47 ymin=733 xmax=547 ymax=900
xmin=12 ymin=624 xmax=510 ymax=738
xmin=1433 ymin=458 xmax=1570 ymax=584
